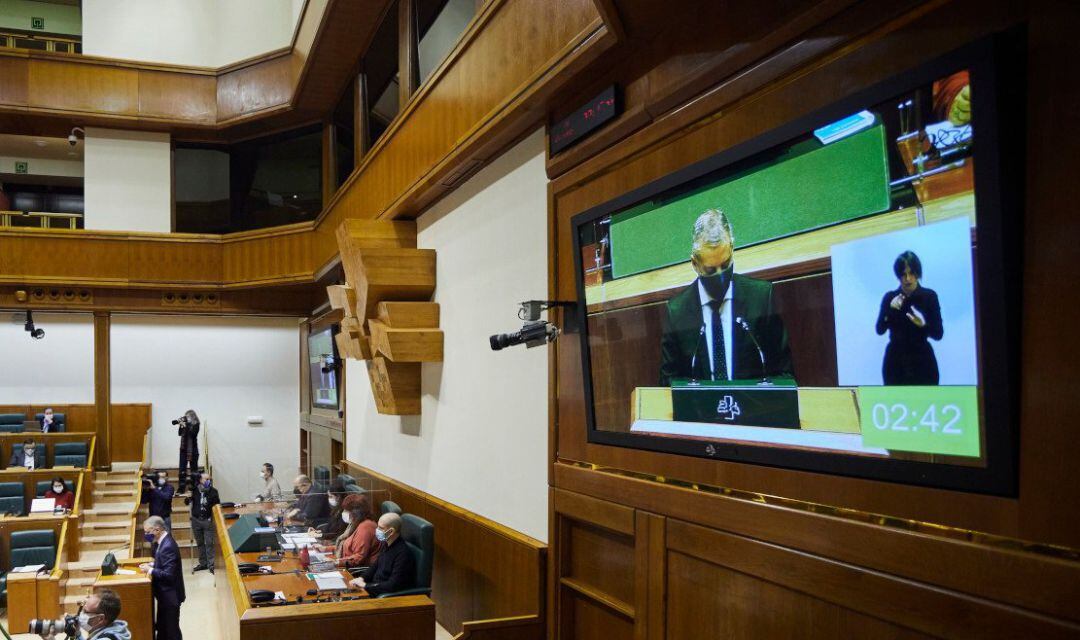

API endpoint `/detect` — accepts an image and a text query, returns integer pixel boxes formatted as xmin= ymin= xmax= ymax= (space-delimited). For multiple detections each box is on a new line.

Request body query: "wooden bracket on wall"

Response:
xmin=329 ymin=220 xmax=442 ymax=415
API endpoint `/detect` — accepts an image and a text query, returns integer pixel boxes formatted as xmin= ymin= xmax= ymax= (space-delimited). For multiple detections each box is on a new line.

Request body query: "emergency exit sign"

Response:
xmin=31 ymin=17 xmax=45 ymax=30
xmin=15 ymin=161 xmax=29 ymax=174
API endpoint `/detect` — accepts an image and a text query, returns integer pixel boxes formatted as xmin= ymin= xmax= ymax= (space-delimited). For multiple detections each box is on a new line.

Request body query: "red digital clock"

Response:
xmin=549 ymin=85 xmax=619 ymax=155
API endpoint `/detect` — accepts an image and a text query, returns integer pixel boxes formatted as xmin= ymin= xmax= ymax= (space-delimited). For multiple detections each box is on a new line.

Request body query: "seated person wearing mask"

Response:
xmin=45 ymin=476 xmax=75 ymax=511
xmin=286 ymin=474 xmax=329 ymax=526
xmin=327 ymin=494 xmax=380 ymax=569
xmin=253 ymin=462 xmax=283 ymax=503
xmin=81 ymin=588 xmax=132 ymax=640
xmin=39 ymin=407 xmax=59 ymax=433
xmin=9 ymin=439 xmax=44 ymax=469
xmin=348 ymin=512 xmax=414 ymax=596
xmin=142 ymin=469 xmax=175 ymax=531
xmin=310 ymin=480 xmax=349 ymax=541
xmin=184 ymin=472 xmax=220 ymax=573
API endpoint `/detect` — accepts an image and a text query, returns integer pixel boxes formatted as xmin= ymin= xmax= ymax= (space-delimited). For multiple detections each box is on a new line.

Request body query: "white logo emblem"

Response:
xmin=716 ymin=395 xmax=741 ymax=421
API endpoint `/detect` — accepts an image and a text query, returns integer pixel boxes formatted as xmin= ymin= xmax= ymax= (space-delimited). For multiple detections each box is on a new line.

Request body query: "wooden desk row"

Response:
xmin=213 ymin=504 xmax=435 ymax=640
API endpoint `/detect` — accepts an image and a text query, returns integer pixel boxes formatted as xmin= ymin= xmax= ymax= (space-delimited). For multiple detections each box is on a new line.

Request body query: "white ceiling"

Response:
xmin=0 ymin=134 xmax=84 ymax=161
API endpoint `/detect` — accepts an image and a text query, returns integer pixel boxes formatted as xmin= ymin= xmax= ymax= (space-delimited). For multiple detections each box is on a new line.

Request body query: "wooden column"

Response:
xmin=399 ymin=0 xmax=420 ymax=108
xmin=322 ymin=122 xmax=339 ymax=207
xmin=93 ymin=311 xmax=111 ymax=470
xmin=355 ymin=73 xmax=371 ymax=161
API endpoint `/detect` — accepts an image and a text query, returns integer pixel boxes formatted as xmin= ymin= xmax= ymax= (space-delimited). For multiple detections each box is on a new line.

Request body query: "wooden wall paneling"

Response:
xmin=137 ymin=69 xmax=217 ymax=123
xmin=28 ymin=58 xmax=139 ymax=116
xmin=216 ymin=54 xmax=294 ymax=123
xmin=126 ymin=237 xmax=223 ymax=285
xmin=110 ymin=404 xmax=152 ymax=463
xmin=341 ymin=462 xmax=546 ymax=635
xmin=633 ymin=511 xmax=664 ymax=640
xmin=664 ymin=518 xmax=1078 ymax=639
xmin=554 ymin=464 xmax=1080 ymax=626
xmin=93 ymin=312 xmax=110 ymax=470
xmin=0 ymin=54 xmax=29 ymax=105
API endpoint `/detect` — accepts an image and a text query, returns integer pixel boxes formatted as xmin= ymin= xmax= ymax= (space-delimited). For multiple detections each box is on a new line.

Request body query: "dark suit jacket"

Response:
xmin=659 ymin=273 xmax=793 ymax=385
xmin=7 ymin=449 xmax=45 ymax=469
xmin=38 ymin=417 xmax=62 ymax=433
xmin=151 ymin=533 xmax=186 ymax=607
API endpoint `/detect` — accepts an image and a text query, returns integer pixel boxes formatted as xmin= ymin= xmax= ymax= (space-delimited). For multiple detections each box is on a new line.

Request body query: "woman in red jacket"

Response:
xmin=44 ymin=476 xmax=75 ymax=511
xmin=333 ymin=494 xmax=381 ymax=569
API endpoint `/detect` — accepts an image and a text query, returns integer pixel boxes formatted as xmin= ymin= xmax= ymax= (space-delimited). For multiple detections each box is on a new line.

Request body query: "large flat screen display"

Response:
xmin=308 ymin=327 xmax=339 ymax=410
xmin=571 ymin=36 xmax=1022 ymax=494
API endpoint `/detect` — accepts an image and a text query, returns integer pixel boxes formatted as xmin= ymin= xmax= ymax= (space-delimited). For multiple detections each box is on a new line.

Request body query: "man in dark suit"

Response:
xmin=140 ymin=515 xmax=186 ymax=640
xmin=659 ymin=209 xmax=793 ymax=385
xmin=286 ymin=474 xmax=329 ymax=526
xmin=8 ymin=439 xmax=45 ymax=470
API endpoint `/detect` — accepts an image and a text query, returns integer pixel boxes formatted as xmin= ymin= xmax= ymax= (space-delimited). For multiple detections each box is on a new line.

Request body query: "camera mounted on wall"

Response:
xmin=489 ymin=300 xmax=575 ymax=351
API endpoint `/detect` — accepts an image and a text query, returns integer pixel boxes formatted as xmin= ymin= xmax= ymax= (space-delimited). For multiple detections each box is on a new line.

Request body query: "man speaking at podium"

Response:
xmin=659 ymin=209 xmax=793 ymax=385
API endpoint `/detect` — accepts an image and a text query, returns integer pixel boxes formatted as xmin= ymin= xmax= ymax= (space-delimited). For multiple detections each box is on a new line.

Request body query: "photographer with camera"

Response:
xmin=172 ymin=410 xmax=200 ymax=492
xmin=28 ymin=589 xmax=130 ymax=640
xmin=141 ymin=469 xmax=175 ymax=532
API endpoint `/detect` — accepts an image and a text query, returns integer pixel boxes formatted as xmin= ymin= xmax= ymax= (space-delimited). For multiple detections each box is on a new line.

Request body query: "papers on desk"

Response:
xmin=30 ymin=498 xmax=56 ymax=514
xmin=312 ymin=571 xmax=348 ymax=591
xmin=116 ymin=569 xmax=137 ymax=575
xmin=279 ymin=533 xmax=318 ymax=550
xmin=11 ymin=564 xmax=46 ymax=573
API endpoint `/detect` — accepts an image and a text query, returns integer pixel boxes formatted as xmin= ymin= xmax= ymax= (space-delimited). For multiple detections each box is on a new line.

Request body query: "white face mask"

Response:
xmin=53 ymin=485 xmax=64 ymax=493
xmin=157 ymin=477 xmax=166 ymax=486
xmin=77 ymin=612 xmax=96 ymax=631
xmin=328 ymin=497 xmax=338 ymax=507
xmin=341 ymin=511 xmax=351 ymax=524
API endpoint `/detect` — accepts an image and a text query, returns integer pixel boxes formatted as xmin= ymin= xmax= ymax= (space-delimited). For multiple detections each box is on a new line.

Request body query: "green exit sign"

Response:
xmin=15 ymin=161 xmax=29 ymax=174
xmin=31 ymin=17 xmax=45 ymax=30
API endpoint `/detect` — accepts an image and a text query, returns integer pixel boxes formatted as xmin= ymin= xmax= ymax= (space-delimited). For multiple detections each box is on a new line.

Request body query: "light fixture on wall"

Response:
xmin=24 ymin=310 xmax=45 ymax=340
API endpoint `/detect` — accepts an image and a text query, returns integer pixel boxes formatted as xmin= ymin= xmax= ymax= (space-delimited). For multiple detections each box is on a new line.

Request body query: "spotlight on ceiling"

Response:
xmin=24 ymin=311 xmax=45 ymax=340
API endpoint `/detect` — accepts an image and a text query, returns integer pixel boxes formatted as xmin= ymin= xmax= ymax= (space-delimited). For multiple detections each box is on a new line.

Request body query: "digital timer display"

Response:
xmin=858 ymin=386 xmax=980 ymax=456
xmin=549 ymin=85 xmax=619 ymax=155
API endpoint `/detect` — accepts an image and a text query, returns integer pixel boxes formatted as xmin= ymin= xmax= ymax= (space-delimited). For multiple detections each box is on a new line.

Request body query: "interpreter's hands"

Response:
xmin=139 ymin=563 xmax=153 ymax=574
xmin=890 ymin=293 xmax=905 ymax=310
xmin=349 ymin=576 xmax=366 ymax=589
xmin=906 ymin=307 xmax=926 ymax=328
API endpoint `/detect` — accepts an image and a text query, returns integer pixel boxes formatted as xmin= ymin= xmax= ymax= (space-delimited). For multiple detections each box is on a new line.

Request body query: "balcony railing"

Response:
xmin=0 ymin=30 xmax=81 ymax=54
xmin=0 ymin=211 xmax=84 ymax=229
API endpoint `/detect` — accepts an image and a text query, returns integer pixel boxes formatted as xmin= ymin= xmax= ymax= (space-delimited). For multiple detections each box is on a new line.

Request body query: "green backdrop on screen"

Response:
xmin=609 ymin=124 xmax=892 ymax=279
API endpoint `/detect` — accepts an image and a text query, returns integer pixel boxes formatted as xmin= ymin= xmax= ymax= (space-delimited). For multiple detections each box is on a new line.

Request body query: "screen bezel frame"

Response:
xmin=308 ymin=325 xmax=341 ymax=411
xmin=569 ymin=32 xmax=1023 ymax=496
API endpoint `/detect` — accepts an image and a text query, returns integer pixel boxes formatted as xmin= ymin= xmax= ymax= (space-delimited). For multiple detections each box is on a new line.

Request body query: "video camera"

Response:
xmin=172 ymin=414 xmax=189 ymax=436
xmin=29 ymin=612 xmax=79 ymax=639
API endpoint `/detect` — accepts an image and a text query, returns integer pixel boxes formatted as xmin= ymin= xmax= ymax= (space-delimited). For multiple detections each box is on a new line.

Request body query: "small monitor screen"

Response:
xmin=308 ymin=327 xmax=339 ymax=410
xmin=572 ymin=38 xmax=1020 ymax=493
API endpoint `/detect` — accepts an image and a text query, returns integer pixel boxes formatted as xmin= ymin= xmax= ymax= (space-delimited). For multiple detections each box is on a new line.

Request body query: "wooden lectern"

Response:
xmin=94 ymin=558 xmax=154 ymax=640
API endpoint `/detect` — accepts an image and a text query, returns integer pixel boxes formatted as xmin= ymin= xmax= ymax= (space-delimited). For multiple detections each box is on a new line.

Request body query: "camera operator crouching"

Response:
xmin=29 ymin=588 xmax=130 ymax=639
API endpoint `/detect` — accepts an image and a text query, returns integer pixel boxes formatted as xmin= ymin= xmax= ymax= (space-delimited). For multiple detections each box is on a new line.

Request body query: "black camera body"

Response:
xmin=172 ymin=415 xmax=189 ymax=436
xmin=29 ymin=614 xmax=79 ymax=639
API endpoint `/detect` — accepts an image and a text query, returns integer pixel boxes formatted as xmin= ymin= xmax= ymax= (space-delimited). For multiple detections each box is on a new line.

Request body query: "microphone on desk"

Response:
xmin=735 ymin=316 xmax=771 ymax=385
xmin=688 ymin=325 xmax=706 ymax=385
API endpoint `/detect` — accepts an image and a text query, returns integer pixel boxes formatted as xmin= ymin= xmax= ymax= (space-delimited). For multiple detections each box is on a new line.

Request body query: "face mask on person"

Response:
xmin=260 ymin=471 xmax=267 ymax=479
xmin=144 ymin=531 xmax=156 ymax=543
xmin=699 ymin=263 xmax=733 ymax=300
xmin=328 ymin=497 xmax=339 ymax=508
xmin=375 ymin=527 xmax=390 ymax=542
xmin=293 ymin=487 xmax=301 ymax=496
xmin=342 ymin=511 xmax=351 ymax=524
xmin=202 ymin=479 xmax=211 ymax=489
xmin=77 ymin=612 xmax=98 ymax=631
xmin=53 ymin=484 xmax=64 ymax=493
xmin=157 ymin=477 xmax=166 ymax=486
xmin=23 ymin=447 xmax=34 ymax=456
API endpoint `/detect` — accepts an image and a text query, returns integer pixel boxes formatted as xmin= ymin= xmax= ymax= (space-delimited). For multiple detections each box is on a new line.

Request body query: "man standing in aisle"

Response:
xmin=139 ymin=516 xmax=185 ymax=640
xmin=185 ymin=471 xmax=220 ymax=574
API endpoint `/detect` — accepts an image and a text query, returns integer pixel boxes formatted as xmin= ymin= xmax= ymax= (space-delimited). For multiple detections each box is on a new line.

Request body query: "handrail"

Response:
xmin=0 ymin=211 xmax=82 ymax=229
xmin=49 ymin=517 xmax=69 ymax=581
xmin=452 ymin=615 xmax=544 ymax=640
xmin=126 ymin=431 xmax=151 ymax=556
xmin=0 ymin=30 xmax=81 ymax=54
xmin=73 ymin=471 xmax=85 ymax=517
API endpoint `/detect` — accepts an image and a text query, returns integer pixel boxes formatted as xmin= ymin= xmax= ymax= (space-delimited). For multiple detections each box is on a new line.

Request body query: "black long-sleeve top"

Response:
xmin=365 ymin=537 xmax=415 ymax=597
xmin=875 ymin=286 xmax=943 ymax=344
xmin=185 ymin=483 xmax=220 ymax=520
